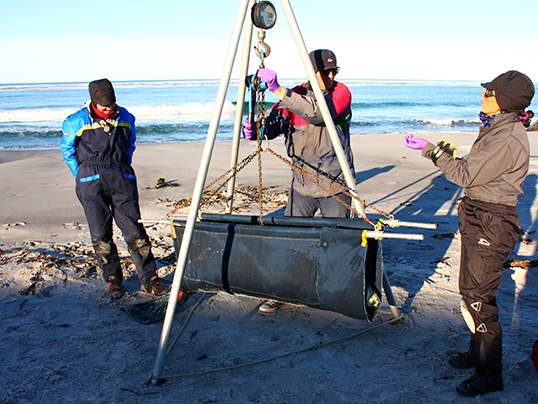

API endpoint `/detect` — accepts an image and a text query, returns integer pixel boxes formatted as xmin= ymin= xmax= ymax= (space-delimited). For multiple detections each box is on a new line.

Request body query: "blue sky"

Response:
xmin=1 ymin=0 xmax=536 ymax=84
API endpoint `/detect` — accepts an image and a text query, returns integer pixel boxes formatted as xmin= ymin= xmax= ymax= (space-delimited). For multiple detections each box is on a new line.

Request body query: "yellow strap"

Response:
xmin=437 ymin=139 xmax=457 ymax=158
xmin=170 ymin=219 xmax=177 ymax=239
xmin=368 ymin=294 xmax=381 ymax=307
xmin=361 ymin=230 xmax=368 ymax=247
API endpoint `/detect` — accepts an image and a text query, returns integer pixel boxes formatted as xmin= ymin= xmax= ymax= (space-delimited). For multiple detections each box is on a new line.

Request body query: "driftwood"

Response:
xmin=505 ymin=259 xmax=538 ymax=269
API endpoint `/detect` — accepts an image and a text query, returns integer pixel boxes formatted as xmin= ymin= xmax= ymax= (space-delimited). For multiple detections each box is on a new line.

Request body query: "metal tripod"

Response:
xmin=150 ymin=0 xmax=400 ymax=383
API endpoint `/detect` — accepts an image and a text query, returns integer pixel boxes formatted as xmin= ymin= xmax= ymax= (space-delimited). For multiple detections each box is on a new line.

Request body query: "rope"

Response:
xmin=150 ymin=315 xmax=403 ymax=381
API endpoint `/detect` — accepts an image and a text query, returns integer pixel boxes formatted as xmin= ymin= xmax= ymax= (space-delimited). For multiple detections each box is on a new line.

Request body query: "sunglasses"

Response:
xmin=321 ymin=68 xmax=339 ymax=77
xmin=484 ymin=89 xmax=495 ymax=98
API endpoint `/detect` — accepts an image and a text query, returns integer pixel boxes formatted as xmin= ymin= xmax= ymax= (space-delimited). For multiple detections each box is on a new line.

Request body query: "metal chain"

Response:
xmin=265 ymin=148 xmax=394 ymax=221
xmin=169 ymin=144 xmax=394 ymax=222
xmin=167 ymin=150 xmax=261 ymax=215
xmin=265 ymin=149 xmax=363 ymax=218
xmin=254 ymin=76 xmax=266 ymax=225
xmin=274 ymin=133 xmax=394 ymax=220
xmin=167 ymin=27 xmax=393 ymax=222
xmin=199 ymin=150 xmax=261 ymax=208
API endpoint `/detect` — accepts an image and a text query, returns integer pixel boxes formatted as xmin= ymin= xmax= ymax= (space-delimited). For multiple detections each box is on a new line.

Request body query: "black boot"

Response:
xmin=448 ymin=349 xmax=475 ymax=369
xmin=456 ymin=368 xmax=503 ymax=397
xmin=144 ymin=277 xmax=167 ymax=297
xmin=108 ymin=282 xmax=125 ymax=299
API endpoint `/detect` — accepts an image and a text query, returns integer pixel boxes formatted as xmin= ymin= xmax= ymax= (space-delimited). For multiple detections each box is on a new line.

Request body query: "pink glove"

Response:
xmin=242 ymin=119 xmax=257 ymax=140
xmin=404 ymin=134 xmax=429 ymax=150
xmin=257 ymin=68 xmax=280 ymax=93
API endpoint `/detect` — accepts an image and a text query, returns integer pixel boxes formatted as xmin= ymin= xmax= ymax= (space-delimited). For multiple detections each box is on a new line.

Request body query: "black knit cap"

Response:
xmin=89 ymin=78 xmax=116 ymax=107
xmin=309 ymin=49 xmax=338 ymax=72
xmin=481 ymin=71 xmax=535 ymax=113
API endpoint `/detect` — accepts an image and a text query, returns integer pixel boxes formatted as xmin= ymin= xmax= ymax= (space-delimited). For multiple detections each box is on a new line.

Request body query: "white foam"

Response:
xmin=0 ymin=101 xmax=236 ymax=123
xmin=414 ymin=118 xmax=480 ymax=127
xmin=128 ymin=101 xmax=236 ymax=118
xmin=0 ymin=108 xmax=76 ymax=122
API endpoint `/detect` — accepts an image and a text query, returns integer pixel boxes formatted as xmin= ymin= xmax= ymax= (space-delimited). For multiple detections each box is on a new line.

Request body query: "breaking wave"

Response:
xmin=0 ymin=101 xmax=236 ymax=123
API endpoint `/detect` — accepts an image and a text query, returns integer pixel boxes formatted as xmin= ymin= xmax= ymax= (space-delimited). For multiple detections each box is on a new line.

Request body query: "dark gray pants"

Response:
xmin=458 ymin=196 xmax=521 ymax=374
xmin=284 ymin=188 xmax=351 ymax=218
xmin=76 ymin=164 xmax=158 ymax=288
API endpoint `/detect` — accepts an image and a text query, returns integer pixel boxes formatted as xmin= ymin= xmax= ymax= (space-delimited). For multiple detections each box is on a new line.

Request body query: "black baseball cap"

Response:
xmin=89 ymin=78 xmax=116 ymax=107
xmin=309 ymin=49 xmax=338 ymax=72
xmin=481 ymin=71 xmax=535 ymax=113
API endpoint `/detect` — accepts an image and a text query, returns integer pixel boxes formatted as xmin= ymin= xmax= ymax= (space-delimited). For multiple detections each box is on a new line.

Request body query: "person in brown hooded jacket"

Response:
xmin=404 ymin=70 xmax=535 ymax=397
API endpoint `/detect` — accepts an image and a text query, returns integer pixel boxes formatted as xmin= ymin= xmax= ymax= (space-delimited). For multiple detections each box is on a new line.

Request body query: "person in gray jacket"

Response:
xmin=404 ymin=70 xmax=535 ymax=397
xmin=243 ymin=49 xmax=354 ymax=219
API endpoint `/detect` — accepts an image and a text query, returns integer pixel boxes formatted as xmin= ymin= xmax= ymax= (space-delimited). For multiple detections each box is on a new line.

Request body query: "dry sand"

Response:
xmin=1 ymin=132 xmax=538 ymax=403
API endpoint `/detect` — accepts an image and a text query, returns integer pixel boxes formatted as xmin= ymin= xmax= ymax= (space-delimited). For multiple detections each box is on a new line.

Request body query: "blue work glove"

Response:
xmin=242 ymin=119 xmax=257 ymax=140
xmin=404 ymin=134 xmax=429 ymax=150
xmin=257 ymin=68 xmax=280 ymax=93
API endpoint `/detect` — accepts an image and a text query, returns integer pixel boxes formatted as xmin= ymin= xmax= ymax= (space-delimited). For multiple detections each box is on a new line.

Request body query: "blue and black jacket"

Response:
xmin=61 ymin=102 xmax=136 ymax=178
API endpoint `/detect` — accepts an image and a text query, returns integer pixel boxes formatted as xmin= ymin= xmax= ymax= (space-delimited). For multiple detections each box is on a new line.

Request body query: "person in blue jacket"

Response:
xmin=61 ymin=79 xmax=166 ymax=299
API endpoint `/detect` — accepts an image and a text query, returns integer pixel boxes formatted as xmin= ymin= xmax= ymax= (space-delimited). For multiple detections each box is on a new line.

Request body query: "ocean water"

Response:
xmin=1 ymin=79 xmax=536 ymax=150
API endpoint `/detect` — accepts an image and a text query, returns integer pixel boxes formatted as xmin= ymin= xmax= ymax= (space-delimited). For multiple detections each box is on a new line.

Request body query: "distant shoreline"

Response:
xmin=0 ymin=78 xmax=487 ymax=87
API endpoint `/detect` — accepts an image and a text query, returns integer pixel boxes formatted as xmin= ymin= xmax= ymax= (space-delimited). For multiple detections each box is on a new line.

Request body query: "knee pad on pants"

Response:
xmin=461 ymin=297 xmax=500 ymax=334
xmin=92 ymin=238 xmax=117 ymax=263
xmin=127 ymin=237 xmax=151 ymax=258
xmin=461 ymin=299 xmax=477 ymax=333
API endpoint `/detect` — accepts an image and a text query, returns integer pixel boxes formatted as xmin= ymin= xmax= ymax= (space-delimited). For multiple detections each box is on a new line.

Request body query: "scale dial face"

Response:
xmin=252 ymin=1 xmax=277 ymax=29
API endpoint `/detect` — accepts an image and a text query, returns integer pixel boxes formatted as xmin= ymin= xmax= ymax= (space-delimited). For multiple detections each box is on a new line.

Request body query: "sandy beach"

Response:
xmin=1 ymin=132 xmax=538 ymax=403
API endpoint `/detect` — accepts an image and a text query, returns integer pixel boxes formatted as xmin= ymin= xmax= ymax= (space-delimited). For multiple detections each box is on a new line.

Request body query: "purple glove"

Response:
xmin=242 ymin=119 xmax=257 ymax=140
xmin=257 ymin=68 xmax=280 ymax=93
xmin=404 ymin=134 xmax=429 ymax=150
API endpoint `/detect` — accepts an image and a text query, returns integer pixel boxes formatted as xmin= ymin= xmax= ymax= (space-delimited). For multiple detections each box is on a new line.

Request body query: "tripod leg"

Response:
xmin=383 ymin=266 xmax=401 ymax=319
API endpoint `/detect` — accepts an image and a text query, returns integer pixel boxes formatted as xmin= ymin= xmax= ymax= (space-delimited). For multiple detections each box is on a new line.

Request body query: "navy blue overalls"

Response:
xmin=61 ymin=104 xmax=158 ymax=288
